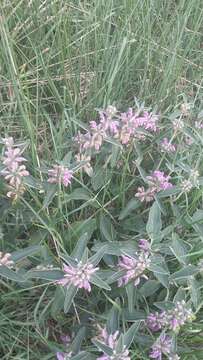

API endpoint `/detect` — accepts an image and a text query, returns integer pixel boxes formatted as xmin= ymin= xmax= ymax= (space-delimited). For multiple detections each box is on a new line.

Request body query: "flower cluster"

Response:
xmin=1 ymin=137 xmax=29 ymax=198
xmin=56 ymin=351 xmax=72 ymax=360
xmin=74 ymin=105 xmax=158 ymax=177
xmin=48 ymin=164 xmax=73 ymax=187
xmin=180 ymin=169 xmax=200 ymax=193
xmin=118 ymin=248 xmax=151 ymax=287
xmin=146 ymin=300 xmax=195 ymax=333
xmin=149 ymin=334 xmax=174 ymax=360
xmin=135 ymin=170 xmax=173 ymax=202
xmin=96 ymin=326 xmax=130 ymax=360
xmin=160 ymin=138 xmax=176 ymax=153
xmin=0 ymin=251 xmax=14 ymax=268
xmin=75 ymin=153 xmax=93 ymax=176
xmin=57 ymin=261 xmax=99 ymax=292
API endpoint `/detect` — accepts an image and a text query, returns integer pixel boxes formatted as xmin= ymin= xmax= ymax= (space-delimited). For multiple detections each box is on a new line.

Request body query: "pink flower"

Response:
xmin=146 ymin=311 xmax=167 ymax=332
xmin=0 ymin=252 xmax=14 ymax=268
xmin=99 ymin=106 xmax=119 ymax=135
xmin=135 ymin=111 xmax=158 ymax=132
xmin=138 ymin=239 xmax=150 ymax=252
xmin=57 ymin=262 xmax=99 ymax=292
xmin=160 ymin=138 xmax=176 ymax=153
xmin=118 ymin=252 xmax=150 ymax=287
xmin=150 ymin=334 xmax=172 ymax=360
xmin=135 ymin=186 xmax=156 ymax=202
xmin=75 ymin=153 xmax=93 ymax=176
xmin=95 ymin=326 xmax=131 ymax=360
xmin=3 ymin=147 xmax=26 ymax=168
xmin=56 ymin=351 xmax=72 ymax=360
xmin=48 ymin=165 xmax=73 ymax=187
xmin=97 ymin=326 xmax=119 ymax=349
xmin=1 ymin=137 xmax=29 ymax=198
xmin=147 ymin=171 xmax=173 ymax=191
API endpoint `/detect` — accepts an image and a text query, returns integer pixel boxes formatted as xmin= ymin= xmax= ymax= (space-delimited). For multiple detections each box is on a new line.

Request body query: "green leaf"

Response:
xmin=189 ymin=279 xmax=201 ymax=310
xmin=92 ymin=340 xmax=113 ymax=356
xmin=64 ymin=284 xmax=78 ymax=313
xmin=146 ymin=202 xmax=162 ymax=243
xmin=107 ymin=270 xmax=126 ymax=284
xmin=71 ymin=327 xmax=86 ymax=354
xmin=43 ymin=184 xmax=57 ymax=208
xmin=24 ymin=175 xmax=42 ymax=190
xmin=71 ymin=233 xmax=89 ymax=261
xmin=140 ymin=280 xmax=160 ymax=297
xmin=123 ymin=309 xmax=145 ymax=321
xmin=64 ymin=188 xmax=92 ymax=202
xmin=89 ymin=245 xmax=108 ymax=266
xmin=51 ymin=286 xmax=65 ymax=318
xmin=126 ymin=282 xmax=135 ymax=313
xmin=170 ymin=234 xmax=188 ymax=265
xmin=72 ymin=353 xmax=92 ymax=360
xmin=148 ymin=263 xmax=169 ymax=275
xmin=110 ymin=145 xmax=121 ymax=168
xmin=91 ymin=168 xmax=109 ymax=191
xmin=119 ymin=199 xmax=140 ymax=220
xmin=0 ymin=265 xmax=25 ymax=282
xmin=157 ymin=186 xmax=180 ymax=198
xmin=100 ymin=215 xmax=116 ymax=242
xmin=115 ymin=334 xmax=124 ymax=353
xmin=123 ymin=322 xmax=140 ymax=348
xmin=170 ymin=265 xmax=198 ymax=281
xmin=11 ymin=245 xmax=42 ymax=262
xmin=67 ymin=219 xmax=97 ymax=243
xmin=155 ymin=301 xmax=174 ymax=311
xmin=26 ymin=269 xmax=64 ymax=281
xmin=106 ymin=299 xmax=121 ymax=334
xmin=90 ymin=274 xmax=111 ymax=290
xmin=173 ymin=287 xmax=186 ymax=302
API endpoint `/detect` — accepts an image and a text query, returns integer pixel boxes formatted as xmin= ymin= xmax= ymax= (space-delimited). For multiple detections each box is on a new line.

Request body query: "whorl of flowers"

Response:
xmin=1 ymin=137 xmax=29 ymax=198
xmin=96 ymin=326 xmax=130 ymax=360
xmin=48 ymin=164 xmax=73 ymax=187
xmin=117 ymin=248 xmax=151 ymax=287
xmin=78 ymin=106 xmax=158 ymax=150
xmin=74 ymin=105 xmax=158 ymax=177
xmin=146 ymin=300 xmax=195 ymax=333
xmin=149 ymin=334 xmax=173 ymax=360
xmin=135 ymin=170 xmax=173 ymax=202
xmin=0 ymin=251 xmax=14 ymax=268
xmin=160 ymin=138 xmax=176 ymax=153
xmin=56 ymin=262 xmax=99 ymax=292
xmin=56 ymin=351 xmax=72 ymax=360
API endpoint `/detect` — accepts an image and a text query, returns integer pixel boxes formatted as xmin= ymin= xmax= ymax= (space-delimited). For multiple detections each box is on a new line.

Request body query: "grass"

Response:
xmin=0 ymin=0 xmax=203 ymax=359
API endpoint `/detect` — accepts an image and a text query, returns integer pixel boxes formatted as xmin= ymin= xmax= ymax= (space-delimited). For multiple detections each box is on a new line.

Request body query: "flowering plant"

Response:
xmin=1 ymin=101 xmax=202 ymax=359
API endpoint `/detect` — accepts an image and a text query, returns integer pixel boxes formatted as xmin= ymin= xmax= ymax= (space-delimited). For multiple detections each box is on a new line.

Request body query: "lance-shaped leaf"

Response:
xmin=26 ymin=269 xmax=64 ymax=281
xmin=107 ymin=269 xmax=126 ymax=285
xmin=92 ymin=339 xmax=113 ymax=356
xmin=64 ymin=283 xmax=78 ymax=313
xmin=0 ymin=265 xmax=25 ymax=282
xmin=106 ymin=299 xmax=121 ymax=334
xmin=11 ymin=245 xmax=42 ymax=262
xmin=89 ymin=245 xmax=108 ymax=266
xmin=71 ymin=233 xmax=89 ymax=261
xmin=123 ymin=321 xmax=141 ymax=348
xmin=146 ymin=201 xmax=162 ymax=243
xmin=70 ymin=327 xmax=86 ymax=354
xmin=119 ymin=199 xmax=140 ymax=220
xmin=100 ymin=214 xmax=116 ymax=242
xmin=90 ymin=273 xmax=111 ymax=290
xmin=170 ymin=265 xmax=198 ymax=281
